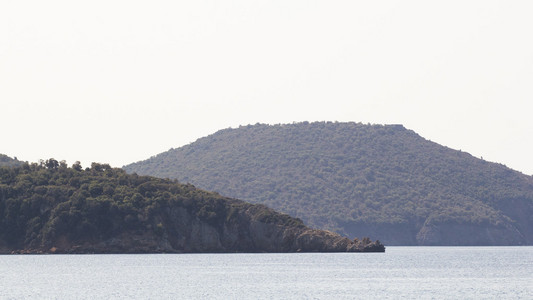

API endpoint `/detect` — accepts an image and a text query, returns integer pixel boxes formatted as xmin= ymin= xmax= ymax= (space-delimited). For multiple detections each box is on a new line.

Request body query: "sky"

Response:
xmin=1 ymin=1 xmax=532 ymax=175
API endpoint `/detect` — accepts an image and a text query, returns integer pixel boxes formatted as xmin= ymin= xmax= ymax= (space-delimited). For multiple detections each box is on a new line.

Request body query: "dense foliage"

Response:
xmin=124 ymin=122 xmax=533 ymax=245
xmin=0 ymin=160 xmax=310 ymax=252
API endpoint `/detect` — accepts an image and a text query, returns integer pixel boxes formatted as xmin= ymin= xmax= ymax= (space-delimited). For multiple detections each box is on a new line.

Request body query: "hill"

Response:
xmin=124 ymin=122 xmax=533 ymax=246
xmin=0 ymin=159 xmax=384 ymax=253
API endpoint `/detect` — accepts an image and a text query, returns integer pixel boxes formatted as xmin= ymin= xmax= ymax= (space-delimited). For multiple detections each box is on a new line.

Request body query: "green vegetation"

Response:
xmin=0 ymin=159 xmax=382 ymax=253
xmin=124 ymin=122 xmax=533 ymax=245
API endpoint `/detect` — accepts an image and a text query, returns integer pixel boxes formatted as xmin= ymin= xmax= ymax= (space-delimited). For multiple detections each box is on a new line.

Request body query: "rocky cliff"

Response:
xmin=11 ymin=205 xmax=384 ymax=254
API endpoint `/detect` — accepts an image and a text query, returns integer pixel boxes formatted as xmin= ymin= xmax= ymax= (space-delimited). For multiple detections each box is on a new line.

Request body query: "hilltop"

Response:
xmin=125 ymin=122 xmax=533 ymax=245
xmin=0 ymin=154 xmax=24 ymax=167
xmin=0 ymin=160 xmax=384 ymax=253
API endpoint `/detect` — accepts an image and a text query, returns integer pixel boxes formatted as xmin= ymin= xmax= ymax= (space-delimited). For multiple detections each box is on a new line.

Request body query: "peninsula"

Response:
xmin=0 ymin=159 xmax=384 ymax=253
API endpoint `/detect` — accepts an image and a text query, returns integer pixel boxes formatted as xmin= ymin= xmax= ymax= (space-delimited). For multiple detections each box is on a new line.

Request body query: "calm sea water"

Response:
xmin=0 ymin=247 xmax=531 ymax=299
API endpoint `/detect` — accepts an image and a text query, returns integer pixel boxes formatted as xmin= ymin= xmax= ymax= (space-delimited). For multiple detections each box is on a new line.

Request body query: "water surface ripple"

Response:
xmin=1 ymin=247 xmax=531 ymax=299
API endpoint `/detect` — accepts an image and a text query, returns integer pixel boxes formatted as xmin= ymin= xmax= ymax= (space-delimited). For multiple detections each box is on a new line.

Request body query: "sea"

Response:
xmin=1 ymin=247 xmax=531 ymax=299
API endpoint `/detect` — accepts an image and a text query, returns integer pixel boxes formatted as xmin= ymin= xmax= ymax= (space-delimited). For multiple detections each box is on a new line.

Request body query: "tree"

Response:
xmin=45 ymin=159 xmax=59 ymax=169
xmin=72 ymin=161 xmax=83 ymax=171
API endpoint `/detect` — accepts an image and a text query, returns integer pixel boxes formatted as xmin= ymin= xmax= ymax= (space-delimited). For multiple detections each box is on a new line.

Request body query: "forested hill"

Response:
xmin=0 ymin=160 xmax=384 ymax=253
xmin=0 ymin=154 xmax=24 ymax=167
xmin=124 ymin=122 xmax=533 ymax=246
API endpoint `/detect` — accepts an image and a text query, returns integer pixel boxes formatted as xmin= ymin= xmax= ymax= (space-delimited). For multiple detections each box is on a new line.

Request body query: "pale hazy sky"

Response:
xmin=1 ymin=1 xmax=532 ymax=175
